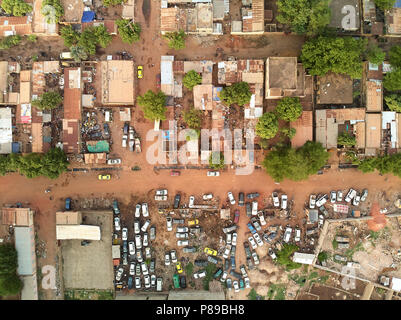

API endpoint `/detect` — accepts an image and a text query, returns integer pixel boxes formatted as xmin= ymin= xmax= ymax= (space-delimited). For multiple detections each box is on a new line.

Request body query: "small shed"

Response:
xmin=292 ymin=252 xmax=315 ymax=265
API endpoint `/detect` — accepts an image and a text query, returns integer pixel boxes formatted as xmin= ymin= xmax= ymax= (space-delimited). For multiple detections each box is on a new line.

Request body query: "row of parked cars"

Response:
xmin=309 ymin=188 xmax=368 ymax=209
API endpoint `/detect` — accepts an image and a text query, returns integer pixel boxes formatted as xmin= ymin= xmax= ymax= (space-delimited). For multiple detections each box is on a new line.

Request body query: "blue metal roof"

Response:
xmin=81 ymin=11 xmax=95 ymax=23
xmin=395 ymin=0 xmax=401 ymax=8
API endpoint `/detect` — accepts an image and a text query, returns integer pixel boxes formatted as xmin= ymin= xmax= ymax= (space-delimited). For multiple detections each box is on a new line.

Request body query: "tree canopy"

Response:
xmin=70 ymin=45 xmax=88 ymax=62
xmin=209 ymin=152 xmax=225 ymax=170
xmin=220 ymin=81 xmax=252 ymax=106
xmin=32 ymin=91 xmax=62 ymax=110
xmin=276 ymin=244 xmax=302 ymax=271
xmin=276 ymin=0 xmax=330 ymax=35
xmin=389 ymin=45 xmax=401 ymax=68
xmin=42 ymin=0 xmax=64 ymax=24
xmin=300 ymin=36 xmax=367 ymax=78
xmin=384 ymin=94 xmax=401 ymax=112
xmin=1 ymin=0 xmax=32 ymax=16
xmin=358 ymin=153 xmax=401 ymax=177
xmin=262 ymin=141 xmax=329 ymax=182
xmin=163 ymin=31 xmax=186 ymax=50
xmin=374 ymin=0 xmax=396 ymax=10
xmin=60 ymin=25 xmax=80 ymax=47
xmin=275 ymin=97 xmax=303 ymax=122
xmin=337 ymin=132 xmax=356 ymax=147
xmin=137 ymin=90 xmax=167 ymax=121
xmin=0 ymin=35 xmax=21 ymax=50
xmin=383 ymin=68 xmax=401 ymax=91
xmin=366 ymin=45 xmax=386 ymax=66
xmin=183 ymin=108 xmax=202 ymax=129
xmin=256 ymin=112 xmax=279 ymax=140
xmin=0 ymin=243 xmax=22 ymax=297
xmin=183 ymin=70 xmax=202 ymax=90
xmin=116 ymin=19 xmax=141 ymax=44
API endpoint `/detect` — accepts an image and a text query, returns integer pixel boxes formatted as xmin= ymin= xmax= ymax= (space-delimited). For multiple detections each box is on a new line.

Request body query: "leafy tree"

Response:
xmin=42 ymin=0 xmax=64 ymax=24
xmin=0 ymin=244 xmax=22 ymax=297
xmin=183 ymin=108 xmax=202 ymax=129
xmin=1 ymin=0 xmax=32 ymax=16
xmin=0 ymin=274 xmax=23 ymax=296
xmin=79 ymin=27 xmax=100 ymax=55
xmin=60 ymin=25 xmax=80 ymax=47
xmin=209 ymin=152 xmax=225 ymax=170
xmin=137 ymin=90 xmax=167 ymax=121
xmin=383 ymin=68 xmax=401 ymax=91
xmin=301 ymin=36 xmax=367 ymax=78
xmin=32 ymin=91 xmax=62 ymax=110
xmin=374 ymin=0 xmax=396 ymax=10
xmin=163 ymin=30 xmax=186 ymax=50
xmin=275 ymin=97 xmax=302 ymax=122
xmin=366 ymin=45 xmax=385 ymax=65
xmin=358 ymin=153 xmax=401 ymax=177
xmin=276 ymin=0 xmax=330 ymax=35
xmin=318 ymin=251 xmax=329 ymax=263
xmin=389 ymin=45 xmax=401 ymax=68
xmin=337 ymin=132 xmax=356 ymax=147
xmin=276 ymin=244 xmax=302 ymax=270
xmin=220 ymin=81 xmax=252 ymax=106
xmin=116 ymin=19 xmax=141 ymax=44
xmin=26 ymin=34 xmax=37 ymax=42
xmin=0 ymin=35 xmax=21 ymax=49
xmin=94 ymin=25 xmax=112 ymax=48
xmin=103 ymin=0 xmax=126 ymax=6
xmin=256 ymin=112 xmax=279 ymax=139
xmin=183 ymin=70 xmax=202 ymax=90
xmin=385 ymin=94 xmax=401 ymax=112
xmin=281 ymin=127 xmax=296 ymax=139
xmin=70 ymin=45 xmax=88 ymax=62
xmin=40 ymin=147 xmax=69 ymax=179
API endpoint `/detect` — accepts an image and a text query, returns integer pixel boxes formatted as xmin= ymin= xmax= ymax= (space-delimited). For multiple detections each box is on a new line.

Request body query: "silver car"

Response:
xmin=144 ymin=275 xmax=151 ymax=288
xmin=133 ymin=220 xmax=140 ymax=234
xmin=142 ymin=203 xmax=149 ymax=217
xmin=141 ymin=261 xmax=149 ymax=276
xmin=143 ymin=233 xmax=149 ymax=247
xmin=135 ymin=204 xmax=141 ymax=218
xmin=164 ymin=253 xmax=170 ymax=266
xmin=135 ymin=276 xmax=141 ymax=289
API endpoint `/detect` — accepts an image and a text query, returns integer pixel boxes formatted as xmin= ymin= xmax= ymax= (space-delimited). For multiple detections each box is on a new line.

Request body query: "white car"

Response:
xmin=252 ymin=252 xmax=260 ymax=265
xmin=228 ymin=192 xmax=236 ymax=205
xmin=244 ymin=277 xmax=251 ymax=289
xmin=283 ymin=227 xmax=292 ymax=243
xmin=122 ymin=227 xmax=128 ymax=241
xmin=141 ymin=203 xmax=149 ymax=217
xmin=170 ymin=250 xmax=177 ymax=263
xmin=177 ymin=240 xmax=189 ymax=246
xmin=272 ymin=192 xmax=280 ymax=207
xmin=133 ymin=220 xmax=140 ymax=234
xmin=337 ymin=191 xmax=343 ymax=202
xmin=309 ymin=195 xmax=316 ymax=209
xmin=251 ymin=201 xmax=258 ymax=216
xmin=345 ymin=189 xmax=357 ymax=203
xmin=203 ymin=193 xmax=213 ymax=200
xmin=353 ymin=193 xmax=361 ymax=206
xmin=253 ymin=233 xmax=263 ymax=247
xmin=318 ymin=214 xmax=324 ymax=227
xmin=141 ymin=262 xmax=149 ymax=276
xmin=248 ymin=236 xmax=257 ymax=249
xmin=114 ymin=217 xmax=121 ymax=231
xmin=294 ymin=228 xmax=301 ymax=242
xmin=257 ymin=211 xmax=266 ymax=226
xmin=177 ymin=226 xmax=189 ymax=233
xmin=223 ymin=244 xmax=231 ymax=259
xmin=330 ymin=191 xmax=337 ymax=203
xmin=175 ymin=233 xmax=188 ymax=239
xmin=166 ymin=217 xmax=173 ymax=232
xmin=144 ymin=275 xmax=151 ymax=288
xmin=135 ymin=276 xmax=141 ymax=289
xmin=268 ymin=248 xmax=277 ymax=260
xmin=281 ymin=194 xmax=288 ymax=210
xmin=129 ymin=241 xmax=135 ymax=255
xmin=107 ymin=158 xmax=121 ymax=165
xmin=143 ymin=233 xmax=149 ymax=247
xmin=360 ymin=189 xmax=368 ymax=202
xmin=164 ymin=253 xmax=171 ymax=266
xmin=135 ymin=234 xmax=142 ymax=249
xmin=136 ymin=250 xmax=143 ymax=263
xmin=232 ymin=232 xmax=237 ymax=246
xmin=135 ymin=204 xmax=141 ymax=218
xmin=194 ymin=270 xmax=207 ymax=279
xmin=207 ymin=171 xmax=220 ymax=176
xmin=233 ymin=280 xmax=240 ymax=292
xmin=156 ymin=189 xmax=168 ymax=196
xmin=316 ymin=194 xmax=328 ymax=207
xmin=145 ymin=247 xmax=151 ymax=259
xmin=220 ymin=271 xmax=228 ymax=283
xmin=129 ymin=263 xmax=135 ymax=275
xmin=115 ymin=267 xmax=123 ymax=281
xmin=189 ymin=196 xmax=195 ymax=207
xmin=226 ymin=233 xmax=232 ymax=245
xmin=141 ymin=219 xmax=151 ymax=232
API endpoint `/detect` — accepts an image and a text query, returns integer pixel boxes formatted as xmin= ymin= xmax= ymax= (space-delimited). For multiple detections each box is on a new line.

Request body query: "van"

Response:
xmin=223 ymin=225 xmax=237 ymax=234
xmin=60 ymin=52 xmax=72 ymax=59
xmin=156 ymin=277 xmax=163 ymax=291
xmin=105 ymin=111 xmax=111 ymax=122
xmin=251 ymin=201 xmax=258 ymax=216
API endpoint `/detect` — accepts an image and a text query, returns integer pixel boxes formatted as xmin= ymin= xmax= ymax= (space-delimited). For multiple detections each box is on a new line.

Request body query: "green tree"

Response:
xmin=301 ymin=36 xmax=367 ymax=78
xmin=32 ymin=91 xmax=62 ymax=110
xmin=78 ymin=27 xmax=98 ymax=55
xmin=183 ymin=108 xmax=202 ymax=129
xmin=26 ymin=34 xmax=37 ymax=42
xmin=281 ymin=127 xmax=296 ymax=139
xmin=383 ymin=68 xmax=401 ymax=91
xmin=220 ymin=81 xmax=252 ymax=106
xmin=385 ymin=94 xmax=401 ymax=112
xmin=0 ymin=35 xmax=21 ymax=49
xmin=42 ymin=0 xmax=64 ymax=24
xmin=163 ymin=30 xmax=186 ymax=50
xmin=40 ymin=147 xmax=69 ymax=179
xmin=366 ymin=45 xmax=385 ymax=65
xmin=0 ymin=244 xmax=22 ymax=297
xmin=0 ymin=274 xmax=23 ymax=296
xmin=60 ymin=25 xmax=80 ymax=47
xmin=1 ymin=0 xmax=32 ymax=16
xmin=374 ymin=0 xmax=396 ymax=10
xmin=94 ymin=25 xmax=112 ymax=48
xmin=116 ymin=19 xmax=141 ymax=44
xmin=275 ymin=97 xmax=303 ymax=122
xmin=183 ymin=70 xmax=202 ymax=90
xmin=103 ymin=0 xmax=126 ymax=6
xmin=318 ymin=251 xmax=329 ymax=263
xmin=209 ymin=152 xmax=225 ymax=170
xmin=337 ymin=132 xmax=356 ymax=147
xmin=276 ymin=0 xmax=330 ymax=35
xmin=276 ymin=244 xmax=302 ymax=270
xmin=389 ymin=45 xmax=401 ymax=68
xmin=256 ymin=112 xmax=279 ymax=139
xmin=70 ymin=45 xmax=88 ymax=62
xmin=137 ymin=90 xmax=167 ymax=121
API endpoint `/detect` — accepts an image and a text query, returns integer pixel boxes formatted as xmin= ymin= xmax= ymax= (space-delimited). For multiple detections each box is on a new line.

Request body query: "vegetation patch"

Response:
xmin=64 ymin=289 xmax=114 ymax=300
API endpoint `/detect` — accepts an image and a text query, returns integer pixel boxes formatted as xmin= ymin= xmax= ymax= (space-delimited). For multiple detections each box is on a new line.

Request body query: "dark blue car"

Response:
xmin=65 ymin=198 xmax=71 ymax=211
xmin=128 ymin=276 xmax=133 ymax=289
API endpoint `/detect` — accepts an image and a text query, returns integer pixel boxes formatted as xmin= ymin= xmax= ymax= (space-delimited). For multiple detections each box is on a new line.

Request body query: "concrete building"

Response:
xmin=0 ymin=108 xmax=12 ymax=154
xmin=56 ymin=225 xmax=101 ymax=240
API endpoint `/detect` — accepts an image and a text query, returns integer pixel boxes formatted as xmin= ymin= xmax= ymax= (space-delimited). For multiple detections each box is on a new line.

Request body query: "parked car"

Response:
xmin=164 ymin=253 xmax=171 ymax=266
xmin=189 ymin=196 xmax=195 ymax=207
xmin=247 ymin=192 xmax=260 ymax=199
xmin=135 ymin=263 xmax=141 ymax=275
xmin=122 ymin=240 xmax=128 ymax=253
xmin=151 ymin=274 xmax=157 ymax=288
xmin=207 ymin=256 xmax=219 ymax=264
xmin=309 ymin=195 xmax=316 ymax=209
xmin=224 ymin=259 xmax=230 ymax=271
xmin=222 ymin=225 xmax=236 ymax=233
xmin=129 ymin=263 xmax=135 ymax=275
xmin=114 ymin=217 xmax=121 ymax=231
xmin=150 ymin=226 xmax=156 ymax=241
xmin=345 ymin=188 xmax=357 ymax=203
xmin=294 ymin=228 xmax=301 ymax=242
xmin=240 ymin=265 xmax=248 ymax=278
xmin=283 ymin=227 xmax=292 ymax=243
xmin=223 ymin=245 xmax=231 ymax=259
xmin=251 ymin=201 xmax=258 ymax=216
xmin=135 ymin=234 xmax=142 ymax=249
xmin=316 ymin=194 xmax=329 ymax=207
xmin=234 ymin=210 xmax=240 ymax=224
xmin=330 ymin=191 xmax=337 ymax=203
xmin=98 ymin=174 xmax=111 ymax=180
xmin=194 ymin=270 xmax=207 ymax=279
xmin=177 ymin=226 xmax=189 ymax=233
xmin=188 ymin=219 xmax=199 ymax=227
xmin=253 ymin=233 xmax=263 ymax=247
xmin=133 ymin=220 xmax=140 ymax=234
xmin=248 ymin=236 xmax=257 ymax=249
xmin=244 ymin=242 xmax=252 ymax=258
xmin=227 ymin=192 xmax=236 ymax=205
xmin=230 ymin=256 xmax=236 ymax=269
xmin=244 ymin=277 xmax=251 ymax=289
xmin=179 ymin=275 xmax=186 ymax=288
xmin=127 ymin=276 xmax=133 ymax=289
xmin=170 ymin=250 xmax=177 ymax=263
xmin=141 ymin=203 xmax=149 ymax=217
xmin=225 ymin=233 xmax=232 ymax=245
xmin=65 ymin=198 xmax=71 ymax=211
xmin=232 ymin=232 xmax=238 ymax=246
xmin=129 ymin=241 xmax=135 ymax=255
xmin=337 ymin=190 xmax=343 ymax=202
xmin=230 ymin=245 xmax=236 ymax=257
xmin=134 ymin=204 xmax=141 ymax=218
xmin=107 ymin=158 xmax=121 ymax=165
xmin=175 ymin=232 xmax=188 ymax=239
xmin=145 ymin=247 xmax=151 ymax=259
xmin=252 ymin=252 xmax=260 ymax=265
xmin=156 ymin=277 xmax=163 ymax=292
xmin=122 ymin=253 xmax=128 ymax=265
xmin=361 ymin=189 xmax=368 ymax=202
xmin=230 ymin=270 xmax=242 ymax=280
xmin=203 ymin=193 xmax=213 ymax=200
xmin=246 ymin=202 xmax=252 ymax=217
xmin=281 ymin=194 xmax=288 ymax=210
xmin=141 ymin=220 xmax=150 ymax=232
xmin=238 ymin=192 xmax=245 ymax=206
xmin=258 ymin=211 xmax=266 ymax=226
xmin=263 ymin=232 xmax=277 ymax=244
xmin=115 ymin=267 xmax=124 ymax=281
xmin=207 ymin=171 xmax=220 ymax=176
xmin=204 ymin=247 xmax=218 ymax=256
xmin=195 ymin=259 xmax=208 ymax=267
xmin=353 ymin=192 xmax=361 ymax=206
xmin=173 ymin=194 xmax=181 ymax=209
xmin=318 ymin=214 xmax=324 ymax=227
xmin=272 ymin=192 xmax=280 ymax=207
xmin=233 ymin=280 xmax=240 ymax=293
xmin=150 ymin=259 xmax=155 ymax=273
xmin=226 ymin=278 xmax=232 ymax=290
xmin=170 ymin=170 xmax=180 ymax=176
xmin=183 ymin=246 xmax=197 ymax=253
xmin=268 ymin=248 xmax=277 ymax=260
xmin=177 ymin=240 xmax=189 ymax=246
xmin=247 ymin=222 xmax=256 ymax=234
xmin=166 ymin=217 xmax=173 ymax=232
xmin=213 ymin=268 xmax=223 ymax=279
xmin=135 ymin=276 xmax=141 ymax=289
xmin=144 ymin=275 xmax=151 ymax=288
xmin=239 ymin=278 xmax=245 ymax=290
xmin=251 ymin=217 xmax=261 ymax=231
xmin=136 ymin=250 xmax=143 ymax=263
xmin=176 ymin=262 xmax=183 ymax=274
xmin=173 ymin=219 xmax=185 ymax=224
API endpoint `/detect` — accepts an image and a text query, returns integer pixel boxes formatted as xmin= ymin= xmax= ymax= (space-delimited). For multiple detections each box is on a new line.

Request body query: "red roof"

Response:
xmin=64 ymin=68 xmax=81 ymax=120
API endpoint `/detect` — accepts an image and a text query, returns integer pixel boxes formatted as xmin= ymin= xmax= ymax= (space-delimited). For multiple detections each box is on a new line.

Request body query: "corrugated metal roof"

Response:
xmin=292 ymin=252 xmax=315 ymax=265
xmin=56 ymin=225 xmax=101 ymax=240
xmin=366 ymin=113 xmax=381 ymax=149
xmin=15 ymin=226 xmax=36 ymax=275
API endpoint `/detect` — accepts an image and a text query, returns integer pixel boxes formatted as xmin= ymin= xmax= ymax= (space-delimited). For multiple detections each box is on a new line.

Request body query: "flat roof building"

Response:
xmin=15 ymin=225 xmax=36 ymax=276
xmin=365 ymin=113 xmax=382 ymax=155
xmin=56 ymin=225 xmax=101 ymax=240
xmin=0 ymin=108 xmax=12 ymax=154
xmin=291 ymin=111 xmax=313 ymax=148
xmin=366 ymin=80 xmax=383 ymax=112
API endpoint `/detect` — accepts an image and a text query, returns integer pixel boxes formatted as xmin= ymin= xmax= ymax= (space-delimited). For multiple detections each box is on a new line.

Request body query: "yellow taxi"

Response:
xmin=176 ymin=262 xmax=183 ymax=274
xmin=137 ymin=66 xmax=143 ymax=79
xmin=188 ymin=219 xmax=199 ymax=227
xmin=204 ymin=247 xmax=218 ymax=256
xmin=98 ymin=174 xmax=111 ymax=180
